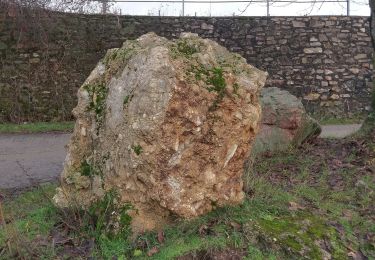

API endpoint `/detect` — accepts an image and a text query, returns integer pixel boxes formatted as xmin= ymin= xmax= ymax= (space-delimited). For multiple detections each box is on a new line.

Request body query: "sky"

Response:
xmin=106 ymin=0 xmax=370 ymax=16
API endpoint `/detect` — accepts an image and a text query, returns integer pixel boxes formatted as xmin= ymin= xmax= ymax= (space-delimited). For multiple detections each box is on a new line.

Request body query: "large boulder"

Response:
xmin=54 ymin=33 xmax=267 ymax=232
xmin=252 ymin=87 xmax=321 ymax=156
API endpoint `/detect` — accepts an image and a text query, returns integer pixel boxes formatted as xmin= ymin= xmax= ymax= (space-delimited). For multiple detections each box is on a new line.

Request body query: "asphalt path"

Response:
xmin=0 ymin=133 xmax=70 ymax=190
xmin=0 ymin=124 xmax=362 ymax=191
xmin=320 ymin=124 xmax=362 ymax=138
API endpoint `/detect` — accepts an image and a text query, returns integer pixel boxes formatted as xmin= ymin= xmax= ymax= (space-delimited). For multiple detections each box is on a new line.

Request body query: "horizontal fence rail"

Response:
xmin=92 ymin=0 xmax=347 ymax=2
xmin=86 ymin=0 xmax=360 ymax=16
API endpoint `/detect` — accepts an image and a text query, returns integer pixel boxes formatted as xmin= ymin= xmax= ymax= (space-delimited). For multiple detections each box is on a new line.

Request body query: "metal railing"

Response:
xmin=93 ymin=0 xmax=358 ymax=16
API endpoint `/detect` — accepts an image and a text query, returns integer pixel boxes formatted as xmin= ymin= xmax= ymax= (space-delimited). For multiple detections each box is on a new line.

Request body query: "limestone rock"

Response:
xmin=303 ymin=47 xmax=323 ymax=54
xmin=252 ymin=87 xmax=321 ymax=156
xmin=54 ymin=32 xmax=267 ymax=232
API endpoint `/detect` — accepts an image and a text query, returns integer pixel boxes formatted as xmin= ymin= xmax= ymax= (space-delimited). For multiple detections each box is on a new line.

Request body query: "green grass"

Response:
xmin=0 ymin=121 xmax=74 ymax=133
xmin=0 ymin=184 xmax=58 ymax=258
xmin=1 ymin=132 xmax=374 ymax=259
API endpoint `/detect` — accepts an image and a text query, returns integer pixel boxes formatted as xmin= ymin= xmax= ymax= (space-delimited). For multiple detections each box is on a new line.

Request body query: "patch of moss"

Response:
xmin=256 ymin=212 xmax=347 ymax=259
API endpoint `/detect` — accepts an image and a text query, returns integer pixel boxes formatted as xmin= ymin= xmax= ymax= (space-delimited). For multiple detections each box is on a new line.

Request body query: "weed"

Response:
xmin=207 ymin=68 xmax=226 ymax=93
xmin=123 ymin=94 xmax=134 ymax=106
xmin=244 ymin=245 xmax=265 ymax=260
xmin=171 ymin=39 xmax=199 ymax=58
xmin=132 ymin=144 xmax=143 ymax=155
xmin=80 ymin=160 xmax=101 ymax=178
xmin=84 ymin=82 xmax=108 ymax=127
xmin=87 ymin=190 xmax=133 ymax=238
xmin=177 ymin=40 xmax=198 ymax=56
xmin=189 ymin=65 xmax=227 ymax=104
xmin=205 ymin=67 xmax=227 ymax=111
xmin=233 ymin=83 xmax=240 ymax=96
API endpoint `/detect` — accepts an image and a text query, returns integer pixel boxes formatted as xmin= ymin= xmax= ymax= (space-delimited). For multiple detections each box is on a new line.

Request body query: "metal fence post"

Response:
xmin=182 ymin=0 xmax=185 ymax=16
xmin=347 ymin=0 xmax=350 ymax=16
xmin=266 ymin=0 xmax=270 ymax=16
xmin=102 ymin=0 xmax=108 ymax=14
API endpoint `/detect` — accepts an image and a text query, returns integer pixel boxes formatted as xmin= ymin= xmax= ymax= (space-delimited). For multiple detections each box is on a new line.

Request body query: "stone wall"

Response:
xmin=0 ymin=4 xmax=373 ymax=122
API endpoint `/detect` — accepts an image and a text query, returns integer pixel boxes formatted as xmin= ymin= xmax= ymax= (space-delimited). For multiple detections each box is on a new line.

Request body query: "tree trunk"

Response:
xmin=366 ymin=0 xmax=375 ymax=125
xmin=369 ymin=0 xmax=375 ymax=113
xmin=358 ymin=0 xmax=375 ymax=131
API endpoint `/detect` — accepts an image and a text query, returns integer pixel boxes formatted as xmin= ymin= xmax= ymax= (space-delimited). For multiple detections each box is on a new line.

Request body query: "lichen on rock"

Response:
xmin=54 ymin=32 xmax=267 ymax=233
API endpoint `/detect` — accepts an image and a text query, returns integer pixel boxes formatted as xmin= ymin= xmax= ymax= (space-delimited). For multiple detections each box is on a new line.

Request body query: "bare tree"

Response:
xmin=369 ymin=0 xmax=375 ymax=115
xmin=0 ymin=0 xmax=110 ymax=13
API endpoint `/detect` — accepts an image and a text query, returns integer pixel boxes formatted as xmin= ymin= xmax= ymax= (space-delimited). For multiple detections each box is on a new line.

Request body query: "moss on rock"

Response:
xmin=256 ymin=212 xmax=347 ymax=259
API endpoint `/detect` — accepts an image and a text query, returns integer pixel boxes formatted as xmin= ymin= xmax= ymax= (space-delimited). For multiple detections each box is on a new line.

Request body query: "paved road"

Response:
xmin=0 ymin=123 xmax=362 ymax=191
xmin=0 ymin=133 xmax=70 ymax=190
xmin=320 ymin=124 xmax=362 ymax=139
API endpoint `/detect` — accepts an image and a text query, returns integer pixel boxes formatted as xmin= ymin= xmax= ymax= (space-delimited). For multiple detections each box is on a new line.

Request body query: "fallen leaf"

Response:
xmin=198 ymin=225 xmax=208 ymax=236
xmin=230 ymin=221 xmax=241 ymax=231
xmin=348 ymin=251 xmax=366 ymax=260
xmin=342 ymin=209 xmax=353 ymax=220
xmin=288 ymin=201 xmax=305 ymax=211
xmin=157 ymin=230 xmax=165 ymax=244
xmin=133 ymin=249 xmax=142 ymax=257
xmin=147 ymin=246 xmax=159 ymax=257
xmin=332 ymin=159 xmax=343 ymax=169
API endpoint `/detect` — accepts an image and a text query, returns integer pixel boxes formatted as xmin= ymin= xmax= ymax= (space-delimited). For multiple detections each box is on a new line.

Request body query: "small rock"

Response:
xmin=304 ymin=93 xmax=321 ymax=101
xmin=292 ymin=21 xmax=306 ymax=27
xmin=349 ymin=68 xmax=360 ymax=74
xmin=201 ymin=22 xmax=214 ymax=30
xmin=321 ymin=81 xmax=329 ymax=87
xmin=29 ymin=58 xmax=40 ymax=64
xmin=251 ymin=87 xmax=321 ymax=157
xmin=354 ymin=54 xmax=367 ymax=60
xmin=303 ymin=47 xmax=323 ymax=54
